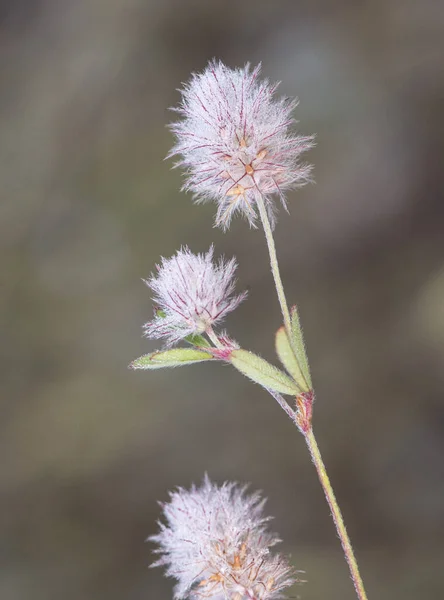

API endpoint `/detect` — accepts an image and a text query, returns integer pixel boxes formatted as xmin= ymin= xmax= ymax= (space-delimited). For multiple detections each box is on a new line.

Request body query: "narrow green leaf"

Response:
xmin=290 ymin=305 xmax=312 ymax=388
xmin=230 ymin=349 xmax=300 ymax=396
xmin=184 ymin=333 xmax=211 ymax=348
xmin=130 ymin=348 xmax=214 ymax=370
xmin=275 ymin=326 xmax=307 ymax=392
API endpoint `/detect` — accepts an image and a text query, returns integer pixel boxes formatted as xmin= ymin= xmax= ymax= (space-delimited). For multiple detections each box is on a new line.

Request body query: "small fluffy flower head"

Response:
xmin=169 ymin=60 xmax=314 ymax=229
xmin=150 ymin=475 xmax=296 ymax=600
xmin=144 ymin=246 xmax=246 ymax=345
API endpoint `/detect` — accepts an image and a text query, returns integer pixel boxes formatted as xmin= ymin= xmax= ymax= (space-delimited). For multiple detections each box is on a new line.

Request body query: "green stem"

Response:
xmin=255 ymin=192 xmax=292 ymax=338
xmin=304 ymin=428 xmax=369 ymax=600
xmin=255 ymin=189 xmax=369 ymax=599
xmin=255 ymin=191 xmax=310 ymax=391
xmin=206 ymin=326 xmax=223 ymax=349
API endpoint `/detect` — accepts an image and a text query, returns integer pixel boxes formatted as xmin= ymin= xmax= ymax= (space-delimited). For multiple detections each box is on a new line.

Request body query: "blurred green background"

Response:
xmin=1 ymin=1 xmax=444 ymax=599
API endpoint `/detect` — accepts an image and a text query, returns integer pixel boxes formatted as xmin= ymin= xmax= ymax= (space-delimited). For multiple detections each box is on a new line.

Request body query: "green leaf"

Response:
xmin=230 ymin=349 xmax=300 ymax=395
xmin=184 ymin=333 xmax=211 ymax=348
xmin=275 ymin=326 xmax=307 ymax=392
xmin=290 ymin=305 xmax=312 ymax=388
xmin=130 ymin=348 xmax=214 ymax=370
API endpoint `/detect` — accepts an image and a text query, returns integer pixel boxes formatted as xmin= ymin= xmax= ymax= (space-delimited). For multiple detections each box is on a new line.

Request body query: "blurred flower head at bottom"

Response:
xmin=150 ymin=475 xmax=297 ymax=599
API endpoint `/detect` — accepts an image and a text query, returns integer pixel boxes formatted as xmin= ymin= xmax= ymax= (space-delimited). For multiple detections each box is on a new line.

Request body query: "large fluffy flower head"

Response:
xmin=169 ymin=60 xmax=314 ymax=230
xmin=144 ymin=246 xmax=246 ymax=345
xmin=150 ymin=475 xmax=297 ymax=600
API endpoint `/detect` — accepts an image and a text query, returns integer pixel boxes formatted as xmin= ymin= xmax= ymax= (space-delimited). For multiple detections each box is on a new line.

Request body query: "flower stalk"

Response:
xmin=255 ymin=190 xmax=292 ymax=338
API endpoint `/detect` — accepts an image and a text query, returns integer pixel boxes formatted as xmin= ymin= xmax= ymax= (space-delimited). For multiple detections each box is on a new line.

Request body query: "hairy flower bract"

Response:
xmin=144 ymin=246 xmax=246 ymax=345
xmin=150 ymin=475 xmax=296 ymax=599
xmin=169 ymin=60 xmax=314 ymax=229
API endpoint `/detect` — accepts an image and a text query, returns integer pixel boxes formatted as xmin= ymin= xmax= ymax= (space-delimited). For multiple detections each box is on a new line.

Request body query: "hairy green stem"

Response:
xmin=304 ymin=428 xmax=369 ymax=600
xmin=254 ymin=191 xmax=369 ymax=600
xmin=255 ymin=192 xmax=292 ymax=338
xmin=269 ymin=390 xmax=369 ymax=599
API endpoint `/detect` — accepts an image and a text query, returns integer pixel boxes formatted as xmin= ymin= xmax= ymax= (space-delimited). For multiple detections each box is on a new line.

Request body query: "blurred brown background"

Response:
xmin=1 ymin=1 xmax=444 ymax=599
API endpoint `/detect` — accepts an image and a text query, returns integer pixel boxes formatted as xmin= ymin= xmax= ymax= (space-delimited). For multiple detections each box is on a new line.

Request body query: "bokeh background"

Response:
xmin=2 ymin=1 xmax=444 ymax=598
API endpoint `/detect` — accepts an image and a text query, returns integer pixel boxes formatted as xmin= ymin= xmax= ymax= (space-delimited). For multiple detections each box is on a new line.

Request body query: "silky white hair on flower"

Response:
xmin=168 ymin=60 xmax=314 ymax=230
xmin=150 ymin=475 xmax=297 ymax=600
xmin=144 ymin=246 xmax=246 ymax=346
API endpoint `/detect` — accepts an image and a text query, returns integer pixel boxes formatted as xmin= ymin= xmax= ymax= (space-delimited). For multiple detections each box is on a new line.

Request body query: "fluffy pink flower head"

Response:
xmin=144 ymin=246 xmax=246 ymax=345
xmin=150 ymin=475 xmax=297 ymax=600
xmin=169 ymin=60 xmax=314 ymax=230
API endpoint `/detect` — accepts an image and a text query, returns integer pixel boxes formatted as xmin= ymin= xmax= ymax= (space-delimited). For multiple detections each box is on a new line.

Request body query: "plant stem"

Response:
xmin=255 ymin=190 xmax=311 ymax=391
xmin=266 ymin=389 xmax=298 ymax=422
xmin=255 ymin=192 xmax=292 ymax=338
xmin=304 ymin=427 xmax=369 ymax=600
xmin=206 ymin=326 xmax=223 ymax=348
xmin=255 ymin=190 xmax=368 ymax=599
